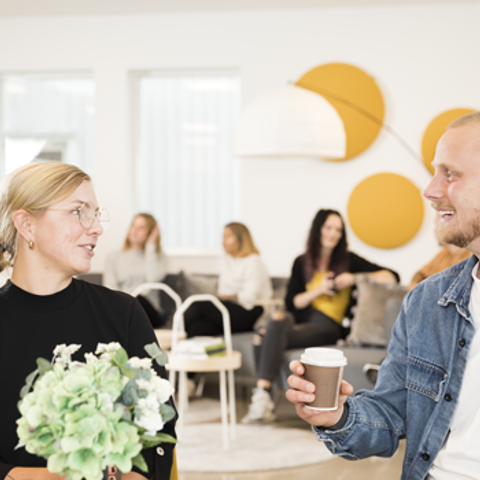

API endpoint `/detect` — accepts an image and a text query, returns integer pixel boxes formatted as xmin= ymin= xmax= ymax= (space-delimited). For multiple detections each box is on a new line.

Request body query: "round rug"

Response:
xmin=176 ymin=422 xmax=332 ymax=472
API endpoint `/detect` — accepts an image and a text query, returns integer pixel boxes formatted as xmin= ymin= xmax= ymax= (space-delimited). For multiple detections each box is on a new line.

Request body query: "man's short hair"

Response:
xmin=448 ymin=111 xmax=480 ymax=129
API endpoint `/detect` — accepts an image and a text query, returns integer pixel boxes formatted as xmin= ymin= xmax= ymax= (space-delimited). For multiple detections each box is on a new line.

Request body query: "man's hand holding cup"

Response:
xmin=285 ymin=348 xmax=354 ymax=428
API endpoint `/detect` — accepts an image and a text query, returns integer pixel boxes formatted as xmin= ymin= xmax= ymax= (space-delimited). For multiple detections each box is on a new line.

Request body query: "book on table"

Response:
xmin=175 ymin=336 xmax=226 ymax=359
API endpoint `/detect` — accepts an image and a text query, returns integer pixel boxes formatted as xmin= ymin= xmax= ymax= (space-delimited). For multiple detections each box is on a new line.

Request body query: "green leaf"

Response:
xmin=20 ymin=368 xmax=39 ymax=398
xmin=140 ymin=433 xmax=177 ymax=448
xmin=119 ymin=365 xmax=136 ymax=380
xmin=144 ymin=343 xmax=168 ymax=367
xmin=131 ymin=453 xmax=148 ymax=473
xmin=25 ymin=368 xmax=39 ymax=386
xmin=159 ymin=404 xmax=176 ymax=424
xmin=113 ymin=348 xmax=128 ymax=366
xmin=37 ymin=357 xmax=53 ymax=374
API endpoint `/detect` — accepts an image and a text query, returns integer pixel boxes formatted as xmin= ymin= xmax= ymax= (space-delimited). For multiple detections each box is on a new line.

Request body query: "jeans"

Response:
xmin=254 ymin=309 xmax=344 ymax=383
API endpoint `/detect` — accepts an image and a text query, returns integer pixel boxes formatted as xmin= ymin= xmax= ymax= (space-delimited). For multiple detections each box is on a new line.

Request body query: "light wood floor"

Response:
xmin=177 ymin=385 xmax=404 ymax=480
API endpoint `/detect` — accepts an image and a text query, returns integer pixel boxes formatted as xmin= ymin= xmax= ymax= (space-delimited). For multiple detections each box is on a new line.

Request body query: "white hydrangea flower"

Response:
xmin=136 ymin=378 xmax=154 ymax=393
xmin=135 ymin=395 xmax=164 ymax=435
xmin=53 ymin=344 xmax=81 ymax=366
xmin=151 ymin=375 xmax=174 ymax=403
xmin=95 ymin=342 xmax=122 ymax=360
xmin=84 ymin=352 xmax=99 ymax=364
xmin=127 ymin=357 xmax=152 ymax=370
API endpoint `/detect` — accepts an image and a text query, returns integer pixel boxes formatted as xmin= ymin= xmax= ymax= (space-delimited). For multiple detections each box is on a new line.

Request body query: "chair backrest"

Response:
xmin=171 ymin=294 xmax=233 ymax=355
xmin=130 ymin=282 xmax=182 ymax=311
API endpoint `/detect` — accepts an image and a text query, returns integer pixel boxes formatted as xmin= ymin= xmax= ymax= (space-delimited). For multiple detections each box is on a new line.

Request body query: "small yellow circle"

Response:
xmin=422 ymin=108 xmax=475 ymax=175
xmin=347 ymin=173 xmax=424 ymax=249
xmin=295 ymin=63 xmax=384 ymax=161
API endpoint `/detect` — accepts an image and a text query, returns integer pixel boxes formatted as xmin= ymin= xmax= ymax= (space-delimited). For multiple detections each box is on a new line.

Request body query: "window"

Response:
xmin=135 ymin=71 xmax=241 ymax=249
xmin=0 ymin=75 xmax=95 ymax=178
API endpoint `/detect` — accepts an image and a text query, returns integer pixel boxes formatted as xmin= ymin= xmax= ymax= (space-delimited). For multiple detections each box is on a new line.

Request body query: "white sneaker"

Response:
xmin=241 ymin=387 xmax=276 ymax=424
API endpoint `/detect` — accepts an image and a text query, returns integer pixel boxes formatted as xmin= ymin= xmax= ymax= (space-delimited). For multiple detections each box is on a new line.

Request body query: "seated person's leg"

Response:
xmin=222 ymin=300 xmax=264 ymax=334
xmin=242 ymin=311 xmax=294 ymax=424
xmin=184 ymin=301 xmax=223 ymax=337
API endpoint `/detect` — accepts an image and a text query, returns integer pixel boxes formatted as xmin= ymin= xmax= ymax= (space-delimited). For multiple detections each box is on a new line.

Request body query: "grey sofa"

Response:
xmin=79 ymin=271 xmax=405 ymax=393
xmin=166 ymin=272 xmax=406 ymax=393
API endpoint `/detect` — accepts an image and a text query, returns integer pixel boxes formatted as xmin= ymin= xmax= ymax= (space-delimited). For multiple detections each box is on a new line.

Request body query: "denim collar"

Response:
xmin=438 ymin=254 xmax=479 ymax=322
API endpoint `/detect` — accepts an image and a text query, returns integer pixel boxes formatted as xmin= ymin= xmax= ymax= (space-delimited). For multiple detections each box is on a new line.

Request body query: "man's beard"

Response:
xmin=437 ymin=215 xmax=480 ymax=249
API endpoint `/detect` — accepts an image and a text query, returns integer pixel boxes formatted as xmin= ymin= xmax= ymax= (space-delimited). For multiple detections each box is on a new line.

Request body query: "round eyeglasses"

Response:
xmin=76 ymin=202 xmax=110 ymax=232
xmin=49 ymin=202 xmax=110 ymax=232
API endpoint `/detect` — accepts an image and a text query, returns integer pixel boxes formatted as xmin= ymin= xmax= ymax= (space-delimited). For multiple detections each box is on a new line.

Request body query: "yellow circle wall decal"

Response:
xmin=347 ymin=173 xmax=424 ymax=249
xmin=295 ymin=63 xmax=384 ymax=162
xmin=421 ymin=108 xmax=475 ymax=175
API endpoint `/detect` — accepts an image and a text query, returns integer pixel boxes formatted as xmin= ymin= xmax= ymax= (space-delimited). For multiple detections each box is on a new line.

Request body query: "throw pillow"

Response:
xmin=175 ymin=271 xmax=218 ymax=301
xmin=347 ymin=275 xmax=406 ymax=347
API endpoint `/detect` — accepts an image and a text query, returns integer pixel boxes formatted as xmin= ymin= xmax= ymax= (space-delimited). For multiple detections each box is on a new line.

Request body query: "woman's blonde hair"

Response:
xmin=0 ymin=162 xmax=90 ymax=272
xmin=123 ymin=213 xmax=161 ymax=253
xmin=225 ymin=222 xmax=259 ymax=257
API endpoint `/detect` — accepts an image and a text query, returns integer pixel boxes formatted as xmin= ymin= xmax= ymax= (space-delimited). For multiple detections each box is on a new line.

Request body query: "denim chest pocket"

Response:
xmin=406 ymin=356 xmax=448 ymax=402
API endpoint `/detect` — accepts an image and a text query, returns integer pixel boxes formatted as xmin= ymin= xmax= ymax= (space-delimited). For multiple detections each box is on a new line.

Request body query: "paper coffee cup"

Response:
xmin=300 ymin=347 xmax=347 ymax=411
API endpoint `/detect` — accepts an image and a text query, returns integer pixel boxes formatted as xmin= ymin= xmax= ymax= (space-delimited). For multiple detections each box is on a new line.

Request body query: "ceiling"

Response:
xmin=0 ymin=0 xmax=476 ymax=17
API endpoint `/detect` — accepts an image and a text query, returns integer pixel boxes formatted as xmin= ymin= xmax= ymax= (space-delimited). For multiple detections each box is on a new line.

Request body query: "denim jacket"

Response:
xmin=313 ymin=254 xmax=477 ymax=480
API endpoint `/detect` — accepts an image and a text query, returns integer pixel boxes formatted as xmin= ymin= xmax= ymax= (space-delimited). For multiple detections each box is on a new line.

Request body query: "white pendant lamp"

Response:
xmin=233 ymin=85 xmax=346 ymax=159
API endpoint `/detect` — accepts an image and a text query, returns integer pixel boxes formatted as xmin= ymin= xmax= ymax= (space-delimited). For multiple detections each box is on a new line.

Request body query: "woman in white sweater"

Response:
xmin=184 ymin=222 xmax=272 ymax=337
xmin=104 ymin=213 xmax=167 ymax=327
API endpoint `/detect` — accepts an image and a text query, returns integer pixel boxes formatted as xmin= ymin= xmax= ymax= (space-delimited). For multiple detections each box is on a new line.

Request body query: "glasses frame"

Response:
xmin=49 ymin=202 xmax=110 ymax=232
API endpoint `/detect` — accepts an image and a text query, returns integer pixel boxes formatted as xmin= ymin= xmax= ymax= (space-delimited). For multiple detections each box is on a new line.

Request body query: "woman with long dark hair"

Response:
xmin=241 ymin=209 xmax=399 ymax=424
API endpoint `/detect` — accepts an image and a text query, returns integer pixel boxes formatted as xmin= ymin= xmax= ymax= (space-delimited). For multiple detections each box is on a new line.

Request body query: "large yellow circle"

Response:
xmin=347 ymin=173 xmax=424 ymax=249
xmin=295 ymin=63 xmax=385 ymax=161
xmin=421 ymin=108 xmax=475 ymax=175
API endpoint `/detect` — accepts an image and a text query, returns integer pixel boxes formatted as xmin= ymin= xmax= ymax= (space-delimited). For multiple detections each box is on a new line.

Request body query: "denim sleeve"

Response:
xmin=312 ymin=294 xmax=410 ymax=459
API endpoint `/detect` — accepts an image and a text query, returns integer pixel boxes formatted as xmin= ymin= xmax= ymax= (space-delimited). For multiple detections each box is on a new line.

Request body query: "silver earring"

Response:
xmin=28 ymin=241 xmax=33 ymax=249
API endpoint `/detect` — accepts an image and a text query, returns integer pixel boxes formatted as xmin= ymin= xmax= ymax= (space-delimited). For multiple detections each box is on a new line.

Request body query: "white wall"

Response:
xmin=1 ymin=2 xmax=478 ymax=283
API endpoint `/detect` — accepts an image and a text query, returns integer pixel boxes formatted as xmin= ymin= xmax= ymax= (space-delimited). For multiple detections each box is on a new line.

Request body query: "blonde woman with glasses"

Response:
xmin=0 ymin=162 xmax=176 ymax=480
xmin=184 ymin=222 xmax=272 ymax=337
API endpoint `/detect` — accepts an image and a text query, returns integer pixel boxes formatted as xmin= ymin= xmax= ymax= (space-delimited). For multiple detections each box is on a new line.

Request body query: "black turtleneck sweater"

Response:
xmin=0 ymin=279 xmax=176 ymax=480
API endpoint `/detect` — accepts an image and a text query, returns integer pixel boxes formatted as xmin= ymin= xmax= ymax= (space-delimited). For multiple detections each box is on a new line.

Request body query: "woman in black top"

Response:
xmin=241 ymin=209 xmax=399 ymax=424
xmin=0 ymin=163 xmax=176 ymax=480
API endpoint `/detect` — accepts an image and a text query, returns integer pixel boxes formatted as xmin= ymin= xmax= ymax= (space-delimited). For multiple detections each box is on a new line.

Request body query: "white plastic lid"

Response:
xmin=300 ymin=347 xmax=347 ymax=367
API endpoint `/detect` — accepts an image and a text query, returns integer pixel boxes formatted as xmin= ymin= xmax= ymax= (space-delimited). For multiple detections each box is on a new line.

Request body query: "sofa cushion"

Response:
xmin=174 ymin=271 xmax=218 ymax=301
xmin=347 ymin=276 xmax=406 ymax=347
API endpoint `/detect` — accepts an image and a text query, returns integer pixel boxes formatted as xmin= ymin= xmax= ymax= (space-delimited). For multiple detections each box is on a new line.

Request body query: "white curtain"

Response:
xmin=137 ymin=73 xmax=240 ymax=249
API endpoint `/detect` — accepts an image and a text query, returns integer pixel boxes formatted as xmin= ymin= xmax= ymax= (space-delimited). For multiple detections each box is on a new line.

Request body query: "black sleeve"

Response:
xmin=285 ymin=255 xmax=312 ymax=323
xmin=348 ymin=252 xmax=400 ymax=283
xmin=0 ymin=461 xmax=15 ymax=480
xmin=127 ymin=300 xmax=178 ymax=480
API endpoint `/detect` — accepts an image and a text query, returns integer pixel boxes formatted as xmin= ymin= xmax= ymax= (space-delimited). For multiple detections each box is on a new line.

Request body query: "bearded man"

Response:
xmin=286 ymin=112 xmax=480 ymax=480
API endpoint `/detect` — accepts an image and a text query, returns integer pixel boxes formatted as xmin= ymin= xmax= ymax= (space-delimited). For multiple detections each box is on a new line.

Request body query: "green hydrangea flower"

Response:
xmin=17 ymin=342 xmax=176 ymax=480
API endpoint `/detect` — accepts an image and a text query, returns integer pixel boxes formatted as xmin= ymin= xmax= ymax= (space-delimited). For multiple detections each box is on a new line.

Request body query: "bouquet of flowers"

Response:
xmin=16 ymin=342 xmax=176 ymax=480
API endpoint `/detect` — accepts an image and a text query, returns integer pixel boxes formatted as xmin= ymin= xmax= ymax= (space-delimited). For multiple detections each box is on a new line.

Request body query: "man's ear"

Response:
xmin=12 ymin=210 xmax=35 ymax=244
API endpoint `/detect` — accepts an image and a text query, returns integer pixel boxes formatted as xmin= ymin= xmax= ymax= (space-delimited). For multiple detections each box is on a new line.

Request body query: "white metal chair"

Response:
xmin=168 ymin=294 xmax=242 ymax=450
xmin=130 ymin=282 xmax=185 ymax=350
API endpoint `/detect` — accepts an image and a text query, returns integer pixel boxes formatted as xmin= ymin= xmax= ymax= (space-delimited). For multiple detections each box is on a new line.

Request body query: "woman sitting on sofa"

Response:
xmin=241 ymin=209 xmax=399 ymax=424
xmin=184 ymin=222 xmax=272 ymax=337
xmin=104 ymin=213 xmax=167 ymax=328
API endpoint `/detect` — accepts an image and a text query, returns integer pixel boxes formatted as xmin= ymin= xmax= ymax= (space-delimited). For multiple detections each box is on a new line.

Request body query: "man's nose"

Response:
xmin=423 ymin=173 xmax=444 ymax=202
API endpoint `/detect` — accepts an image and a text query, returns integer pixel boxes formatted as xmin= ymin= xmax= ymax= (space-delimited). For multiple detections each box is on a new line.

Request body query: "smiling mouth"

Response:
xmin=438 ymin=210 xmax=456 ymax=218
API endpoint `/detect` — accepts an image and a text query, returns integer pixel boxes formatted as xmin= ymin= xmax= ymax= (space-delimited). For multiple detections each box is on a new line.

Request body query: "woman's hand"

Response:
xmin=147 ymin=225 xmax=159 ymax=244
xmin=293 ymin=272 xmax=335 ymax=310
xmin=333 ymin=272 xmax=355 ymax=291
xmin=285 ymin=360 xmax=353 ymax=428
